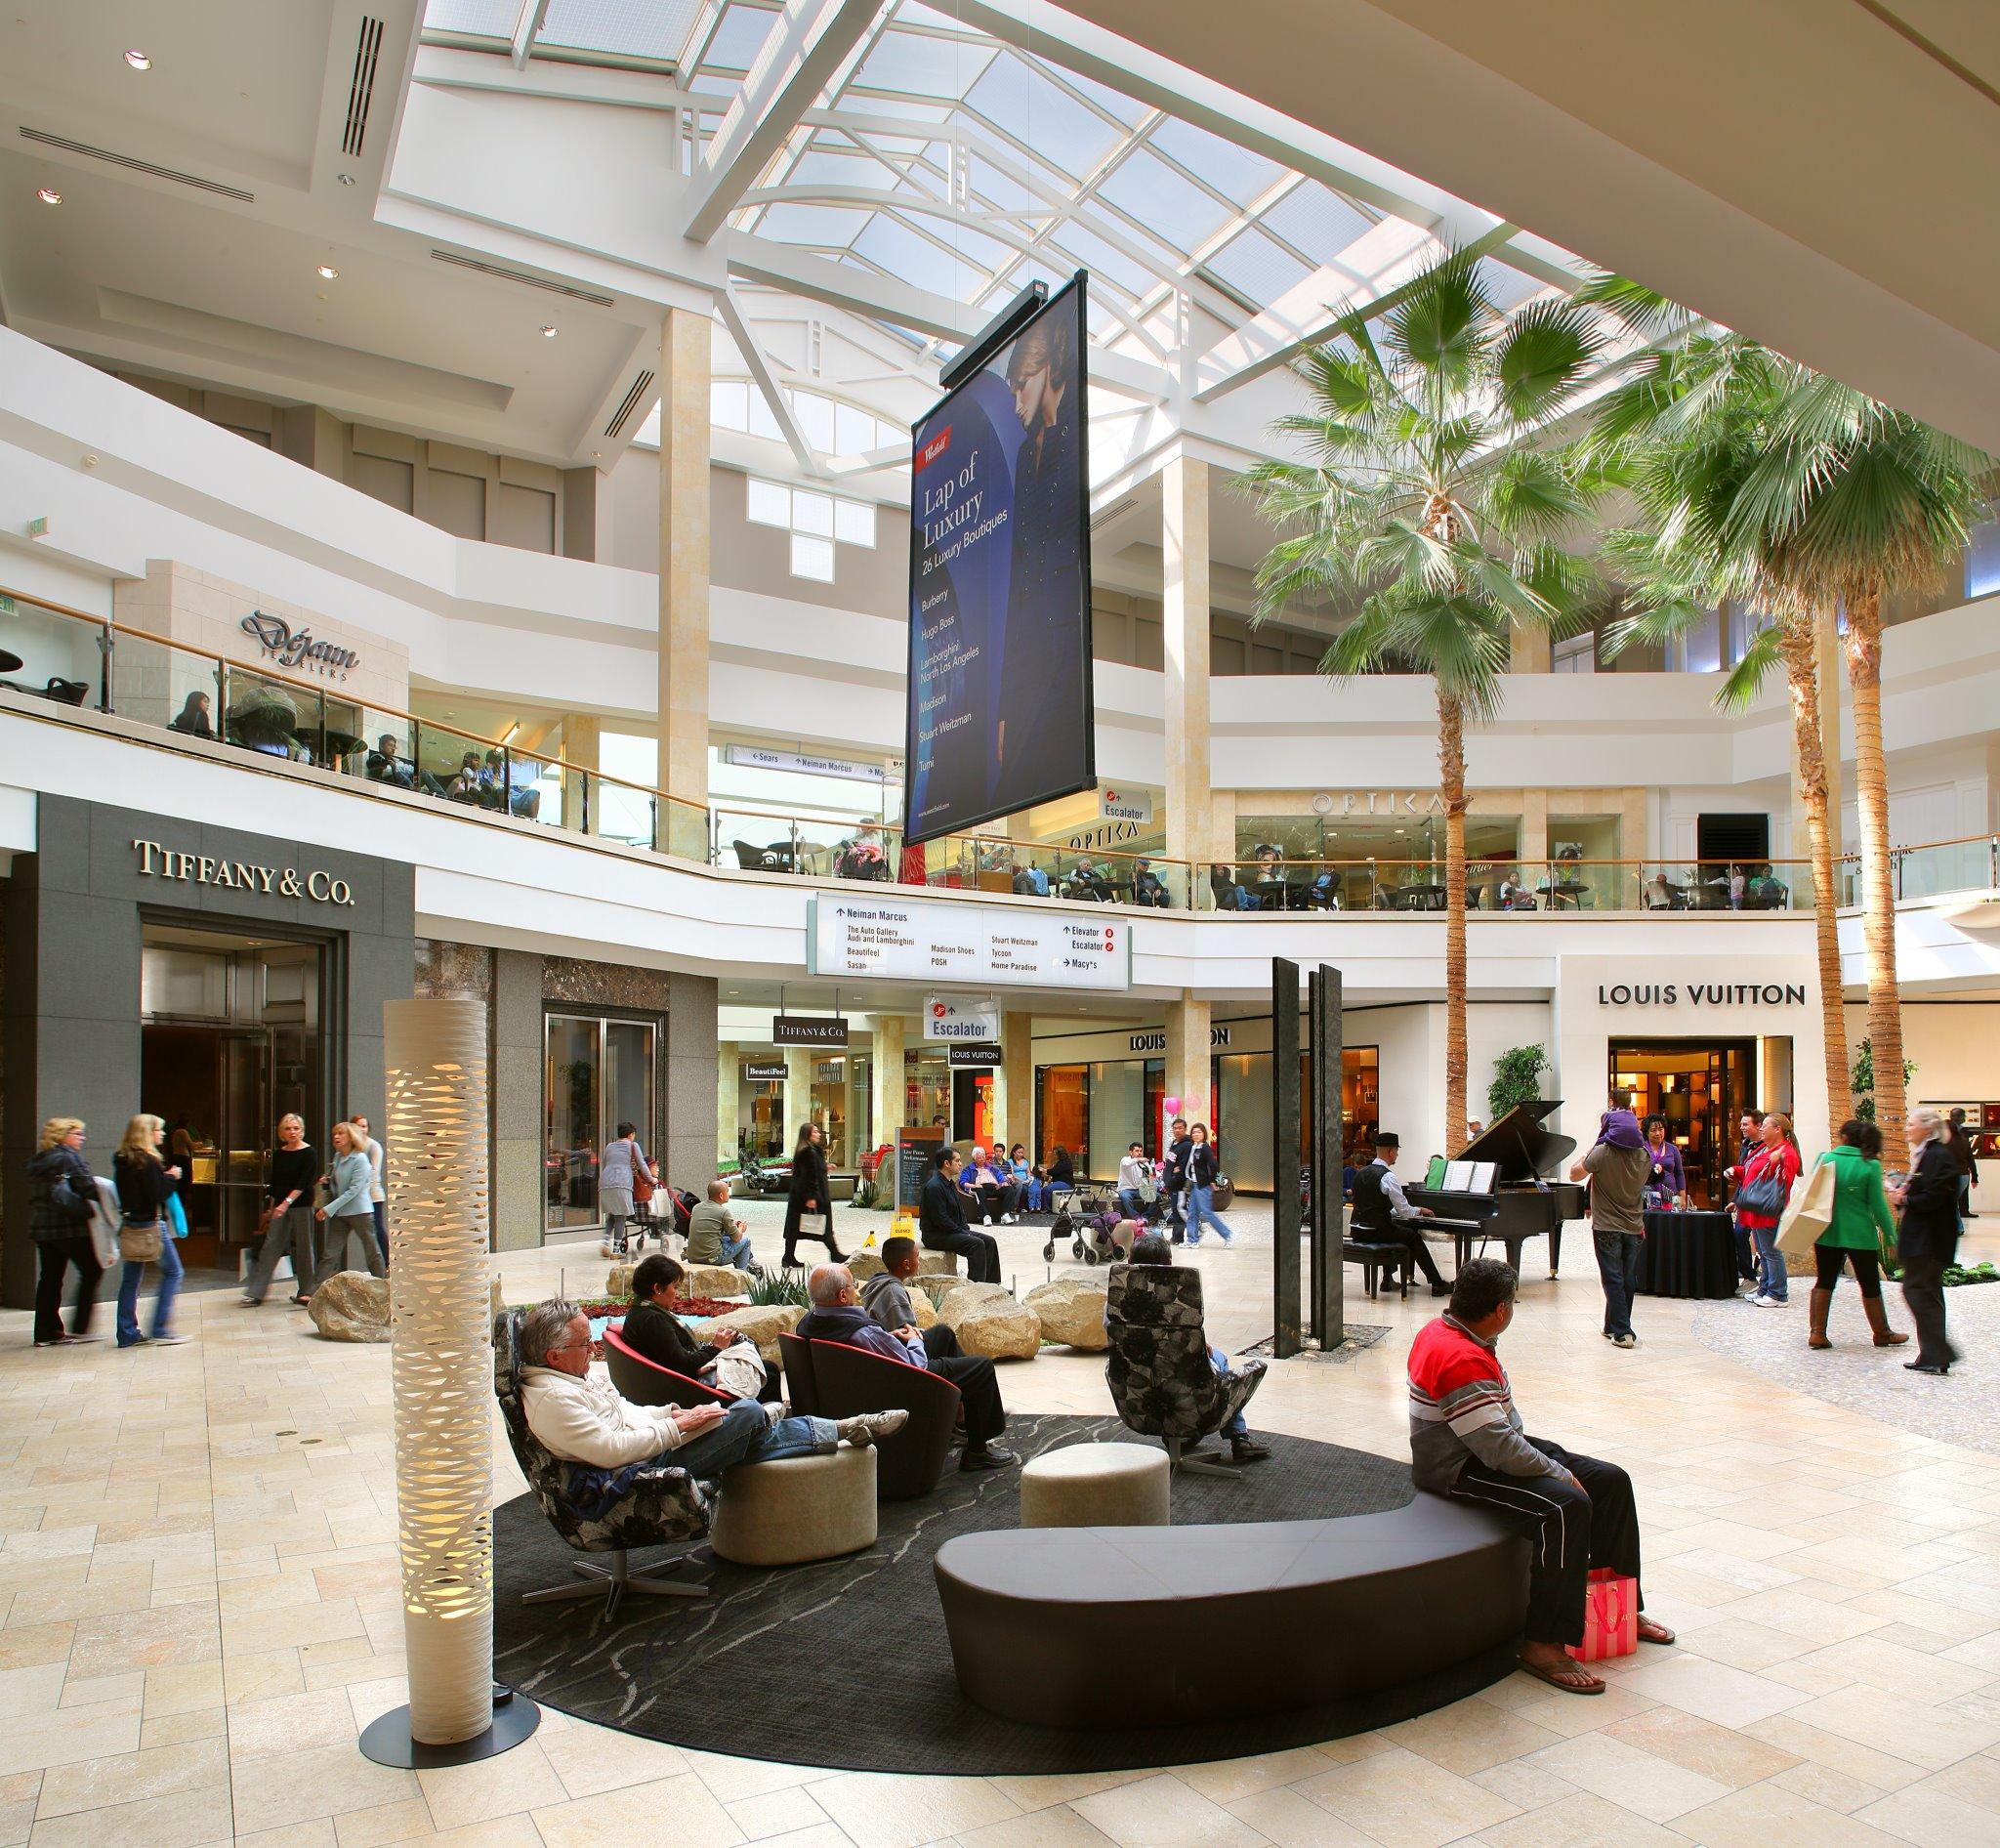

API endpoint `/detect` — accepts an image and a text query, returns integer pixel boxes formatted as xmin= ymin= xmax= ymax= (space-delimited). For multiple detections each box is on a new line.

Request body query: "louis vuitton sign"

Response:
xmin=132 ymin=837 xmax=355 ymax=905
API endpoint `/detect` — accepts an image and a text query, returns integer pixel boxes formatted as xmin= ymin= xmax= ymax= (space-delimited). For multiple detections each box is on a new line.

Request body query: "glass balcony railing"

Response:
xmin=7 ymin=581 xmax=2000 ymax=919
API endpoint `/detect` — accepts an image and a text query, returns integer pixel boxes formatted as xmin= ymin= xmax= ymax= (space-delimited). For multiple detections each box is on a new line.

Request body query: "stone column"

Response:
xmin=559 ymin=713 xmax=600 ymax=833
xmin=1165 ymin=995 xmax=1212 ymax=1127
xmin=871 ymin=1015 xmax=906 ymax=1160
xmin=489 ymin=949 xmax=543 ymax=1251
xmin=1163 ymin=455 xmax=1213 ymax=873
xmin=783 ymin=1047 xmax=814 ymax=1154
xmin=998 ymin=1010 xmax=1034 ymax=1156
xmin=657 ymin=310 xmax=711 ymax=813
xmin=666 ymin=972 xmax=719 ymax=1194
xmin=1520 ymin=788 xmax=1549 ymax=871
xmin=716 ymin=1039 xmax=738 ymax=1171
xmin=1509 ymin=618 xmax=1552 ymax=673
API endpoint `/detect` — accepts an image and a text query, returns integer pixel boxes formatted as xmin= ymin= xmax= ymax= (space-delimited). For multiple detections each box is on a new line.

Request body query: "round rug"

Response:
xmin=491 ymin=1412 xmax=1521 ymax=1774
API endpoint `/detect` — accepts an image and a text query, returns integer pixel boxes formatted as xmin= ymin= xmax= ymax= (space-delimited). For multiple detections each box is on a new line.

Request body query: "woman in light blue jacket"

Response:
xmin=304 ymin=1120 xmax=386 ymax=1300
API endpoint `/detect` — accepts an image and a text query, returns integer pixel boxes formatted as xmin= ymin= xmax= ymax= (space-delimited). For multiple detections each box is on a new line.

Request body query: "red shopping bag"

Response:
xmin=1566 ymin=1569 xmax=1639 ymax=1662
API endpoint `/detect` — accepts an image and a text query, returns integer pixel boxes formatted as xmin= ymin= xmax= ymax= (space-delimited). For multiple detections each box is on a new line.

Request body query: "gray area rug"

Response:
xmin=1692 ymin=1282 xmax=1997 ymax=1450
xmin=491 ymin=1412 xmax=1520 ymax=1774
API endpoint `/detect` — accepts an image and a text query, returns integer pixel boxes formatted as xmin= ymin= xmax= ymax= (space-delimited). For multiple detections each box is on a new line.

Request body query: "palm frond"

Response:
xmin=1572 ymin=271 xmax=1696 ymax=342
xmin=1495 ymin=298 xmax=1605 ymax=428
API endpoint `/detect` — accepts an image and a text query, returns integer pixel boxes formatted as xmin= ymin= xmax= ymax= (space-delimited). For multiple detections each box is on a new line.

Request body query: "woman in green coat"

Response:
xmin=1810 ymin=1118 xmax=1910 ymax=1352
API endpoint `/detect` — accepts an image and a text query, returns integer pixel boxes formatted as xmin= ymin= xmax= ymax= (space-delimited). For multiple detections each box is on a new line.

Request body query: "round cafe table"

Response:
xmin=1634 ymin=1210 xmax=1738 ymax=1299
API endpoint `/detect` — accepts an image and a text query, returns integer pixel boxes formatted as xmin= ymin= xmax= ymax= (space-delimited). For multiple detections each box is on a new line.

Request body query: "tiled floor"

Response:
xmin=7 ymin=1199 xmax=1999 ymax=1846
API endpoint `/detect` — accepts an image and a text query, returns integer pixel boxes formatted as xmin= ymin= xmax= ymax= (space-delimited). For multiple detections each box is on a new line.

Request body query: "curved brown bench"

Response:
xmin=934 ymin=1495 xmax=1528 ymax=1727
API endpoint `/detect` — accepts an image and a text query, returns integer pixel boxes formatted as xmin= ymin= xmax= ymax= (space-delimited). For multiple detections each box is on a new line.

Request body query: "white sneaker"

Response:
xmin=1752 ymin=1294 xmax=1785 ymax=1308
xmin=982 ymin=1215 xmax=993 ymax=1226
xmin=1001 ymin=1213 xmax=1015 ymax=1225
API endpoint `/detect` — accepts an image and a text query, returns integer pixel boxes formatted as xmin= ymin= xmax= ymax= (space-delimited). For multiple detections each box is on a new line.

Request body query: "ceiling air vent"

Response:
xmin=1090 ymin=495 xmax=1138 ymax=531
xmin=429 ymin=249 xmax=614 ymax=306
xmin=604 ymin=371 xmax=656 ymax=440
xmin=17 ymin=127 xmax=253 ymax=201
xmin=342 ymin=15 xmax=385 ymax=158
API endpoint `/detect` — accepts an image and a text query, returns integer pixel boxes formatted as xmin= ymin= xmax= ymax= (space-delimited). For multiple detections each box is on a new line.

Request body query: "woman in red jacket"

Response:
xmin=1740 ymin=1112 xmax=1802 ymax=1307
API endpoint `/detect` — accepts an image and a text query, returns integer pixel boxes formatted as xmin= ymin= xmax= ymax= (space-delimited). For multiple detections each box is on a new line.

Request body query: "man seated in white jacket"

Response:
xmin=518 ymin=1297 xmax=905 ymax=1478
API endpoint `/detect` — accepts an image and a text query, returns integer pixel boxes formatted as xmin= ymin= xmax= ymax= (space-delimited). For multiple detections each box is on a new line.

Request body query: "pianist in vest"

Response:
xmin=1349 ymin=1132 xmax=1451 ymax=1295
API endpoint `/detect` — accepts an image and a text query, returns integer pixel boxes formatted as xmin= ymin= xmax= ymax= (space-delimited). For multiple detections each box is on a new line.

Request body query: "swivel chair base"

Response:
xmin=520 ymin=1548 xmax=708 ymax=1619
xmin=1165 ymin=1435 xmax=1243 ymax=1481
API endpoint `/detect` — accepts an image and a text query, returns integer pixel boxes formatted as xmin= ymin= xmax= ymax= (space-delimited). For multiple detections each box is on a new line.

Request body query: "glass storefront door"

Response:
xmin=545 ymin=1013 xmax=657 ymax=1234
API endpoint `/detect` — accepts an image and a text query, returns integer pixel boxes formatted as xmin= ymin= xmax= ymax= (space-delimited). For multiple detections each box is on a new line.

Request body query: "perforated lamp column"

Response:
xmin=359 ymin=996 xmax=540 ymax=1768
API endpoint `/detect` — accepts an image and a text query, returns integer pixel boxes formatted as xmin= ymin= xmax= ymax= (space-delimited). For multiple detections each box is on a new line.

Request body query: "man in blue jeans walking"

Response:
xmin=1571 ymin=1090 xmax=1650 ymax=1349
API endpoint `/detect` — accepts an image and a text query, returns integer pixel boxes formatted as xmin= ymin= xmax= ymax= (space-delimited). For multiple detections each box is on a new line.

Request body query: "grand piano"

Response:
xmin=1407 ymin=1100 xmax=1589 ymax=1278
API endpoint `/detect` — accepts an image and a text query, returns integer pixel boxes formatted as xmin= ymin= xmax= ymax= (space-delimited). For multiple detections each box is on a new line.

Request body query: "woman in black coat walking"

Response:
xmin=1897 ymin=1108 xmax=1962 ymax=1375
xmin=782 ymin=1121 xmax=845 ymax=1270
xmin=24 ymin=1117 xmax=104 ymax=1347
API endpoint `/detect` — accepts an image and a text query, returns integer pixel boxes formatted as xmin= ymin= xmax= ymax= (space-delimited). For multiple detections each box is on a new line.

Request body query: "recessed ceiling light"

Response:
xmin=316 ymin=263 xmax=339 ymax=279
xmin=36 ymin=187 xmax=61 ymax=205
xmin=337 ymin=172 xmax=356 ymax=187
xmin=539 ymin=324 xmax=558 ymax=338
xmin=124 ymin=49 xmax=151 ymax=69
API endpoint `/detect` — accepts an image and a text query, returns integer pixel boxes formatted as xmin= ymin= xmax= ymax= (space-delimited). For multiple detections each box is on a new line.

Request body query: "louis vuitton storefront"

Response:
xmin=1 ymin=793 xmax=414 ymax=1304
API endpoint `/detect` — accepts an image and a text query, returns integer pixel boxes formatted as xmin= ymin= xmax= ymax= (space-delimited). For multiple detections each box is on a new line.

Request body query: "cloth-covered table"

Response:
xmin=1634 ymin=1209 xmax=1738 ymax=1299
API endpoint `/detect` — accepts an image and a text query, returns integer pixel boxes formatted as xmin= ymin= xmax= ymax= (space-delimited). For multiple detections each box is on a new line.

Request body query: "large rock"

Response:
xmin=1025 ymin=1278 xmax=1109 ymax=1350
xmin=907 ymin=1272 xmax=965 ymax=1309
xmin=915 ymin=1249 xmax=961 ymax=1277
xmin=909 ymin=1289 xmax=938 ymax=1330
xmin=846 ymin=1250 xmax=887 ymax=1281
xmin=706 ymin=1303 xmax=804 ymax=1364
xmin=309 ymin=1272 xmax=391 ymax=1343
xmin=941 ymin=1283 xmax=1040 ymax=1360
xmin=681 ymin=1264 xmax=755 ymax=1301
xmin=605 ymin=1261 xmax=635 ymax=1300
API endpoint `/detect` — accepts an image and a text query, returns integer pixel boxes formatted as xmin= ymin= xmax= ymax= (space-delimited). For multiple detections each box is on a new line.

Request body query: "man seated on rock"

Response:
xmin=1125 ymin=1235 xmax=1269 ymax=1464
xmin=520 ymin=1295 xmax=904 ymax=1480
xmin=796 ymin=1260 xmax=1015 ymax=1474
xmin=922 ymin=1149 xmax=1002 ymax=1282
xmin=621 ymin=1253 xmax=765 ymax=1400
xmin=686 ymin=1179 xmax=759 ymax=1272
xmin=1407 ymin=1257 xmax=1674 ymax=1696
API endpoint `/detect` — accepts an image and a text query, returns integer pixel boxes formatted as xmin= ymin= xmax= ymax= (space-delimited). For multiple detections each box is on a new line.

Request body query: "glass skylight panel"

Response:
xmin=967 ymin=154 xmax=1030 ymax=214
xmin=746 ymin=389 xmax=784 ymax=443
xmin=1096 ymin=148 xmax=1234 ymax=253
xmin=537 ymin=0 xmax=704 ymax=62
xmin=1146 ymin=117 xmax=1284 ymax=207
xmin=745 ymin=479 xmax=791 ymax=526
xmin=790 ymin=149 xmax=904 ymax=193
xmin=1258 ymin=181 xmax=1374 ymax=266
xmin=1044 ymin=221 xmax=1154 ymax=301
xmin=700 ymin=2 xmax=777 ymax=72
xmin=1058 ymin=65 xmax=1148 ymax=128
xmin=423 ymin=0 xmax=516 ymax=38
xmin=790 ymin=390 xmax=837 ymax=452
xmin=852 ymin=215 xmax=983 ymax=301
xmin=711 ymin=380 xmax=749 ymax=430
xmin=1477 ymin=259 xmax=1546 ymax=313
xmin=853 ymin=27 xmax=995 ymax=100
xmin=964 ymin=57 xmax=1122 ymax=175
xmin=1203 ymin=227 xmax=1313 ymax=307
xmin=756 ymin=203 xmax=872 ymax=247
xmin=834 ymin=402 xmax=877 ymax=456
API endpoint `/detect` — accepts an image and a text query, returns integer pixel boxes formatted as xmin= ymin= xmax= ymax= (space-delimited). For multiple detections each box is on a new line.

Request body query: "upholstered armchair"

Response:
xmin=807 ymin=1338 xmax=960 ymax=1500
xmin=777 ymin=1331 xmax=818 ymax=1414
xmin=603 ymin=1323 xmax=730 ymax=1409
xmin=1104 ymin=1263 xmax=1266 ymax=1479
xmin=492 ymin=1309 xmax=713 ymax=1618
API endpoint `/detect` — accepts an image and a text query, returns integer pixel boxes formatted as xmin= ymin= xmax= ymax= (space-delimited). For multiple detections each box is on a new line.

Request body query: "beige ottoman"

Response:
xmin=709 ymin=1445 xmax=878 ymax=1566
xmin=1020 ymin=1442 xmax=1171 ymax=1529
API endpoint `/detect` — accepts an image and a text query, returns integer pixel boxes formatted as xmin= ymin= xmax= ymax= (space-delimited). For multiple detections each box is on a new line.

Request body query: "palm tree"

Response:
xmin=1581 ymin=334 xmax=1852 ymax=1122
xmin=1244 ymin=249 xmax=1606 ymax=1150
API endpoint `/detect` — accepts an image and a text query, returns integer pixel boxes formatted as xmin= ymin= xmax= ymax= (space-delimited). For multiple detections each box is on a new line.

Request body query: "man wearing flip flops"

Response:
xmin=1407 ymin=1258 xmax=1676 ymax=1695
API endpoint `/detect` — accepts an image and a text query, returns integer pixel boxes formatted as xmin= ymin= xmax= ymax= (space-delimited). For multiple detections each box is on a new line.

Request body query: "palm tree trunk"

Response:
xmin=1844 ymin=591 xmax=1906 ymax=1164
xmin=1438 ymin=685 xmax=1469 ymax=1152
xmin=1775 ymin=615 xmax=1851 ymax=1124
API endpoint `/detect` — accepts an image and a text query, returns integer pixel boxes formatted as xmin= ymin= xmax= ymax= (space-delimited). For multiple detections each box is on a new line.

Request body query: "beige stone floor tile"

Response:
xmin=404 ymin=1821 xmax=541 ymax=1848
xmin=1377 ymin=1703 xmax=1563 ymax=1778
xmin=1601 ymin=1705 xmax=1799 ymax=1788
xmin=530 ymin=1770 xmax=744 ymax=1847
xmin=229 ymin=1742 xmax=416 ymax=1831
xmin=1779 ymin=1684 xmax=2000 ymax=1771
xmin=1215 ymin=1787 xmax=1373 ymax=1848
xmin=0 ymin=1667 xmax=68 ymax=1718
xmin=0 ymin=1627 xmax=72 ymax=1674
xmin=36 ymin=1735 xmax=229 ymax=1818
xmin=1475 ymin=1678 xmax=1659 ymax=1740
xmin=1292 ymin=1745 xmax=1519 ymax=1848
xmin=1176 ymin=1750 xmax=1361 ymax=1806
xmin=1771 ymin=1758 xmax=1890 ymax=1814
xmin=235 ymin=1824 xmax=337 ymax=1848
xmin=59 ymin=1669 xmax=143 ymax=1709
xmin=0 ymin=1706 xmax=140 ymax=1781
xmin=1609 ymin=1654 xmax=1809 ymax=1729
xmin=1670 ymin=1780 xmax=1909 ymax=1845
xmin=414 ymin=1738 xmax=566 ymax=1832
xmin=729 ymin=1785 xmax=833 ymax=1841
xmin=144 ymin=1709 xmax=229 ymax=1749
xmin=1064 ymin=1774 xmax=1264 ymax=1848
xmin=1753 ymin=1713 xmax=1930 ymax=1794
xmin=985 ymin=1776 xmax=1145 ymax=1815
xmin=813 ymin=1774 xmax=1021 ymax=1848
xmin=1680 ymin=1617 xmax=1821 ymax=1673
xmin=68 ymin=1603 xmax=218 ymax=1678
xmin=228 ymin=1689 xmax=363 ymax=1762
xmin=1466 ymin=1757 xmax=1578 ymax=1813
xmin=945 ymin=1810 xmax=1120 ymax=1848
xmin=24 ymin=1782 xmax=234 ymax=1848
xmin=148 ymin=1662 xmax=228 ymax=1717
xmin=1474 ymin=1790 xmax=1686 ymax=1848
xmin=537 ymin=1719 xmax=688 ymax=1799
xmin=224 ymin=1650 xmax=306 ymax=1706
xmin=1520 ymin=1729 xmax=1730 ymax=1824
xmin=1785 ymin=1634 xmax=1995 ymax=1705
xmin=328 ymin=1798 xmax=433 ymax=1847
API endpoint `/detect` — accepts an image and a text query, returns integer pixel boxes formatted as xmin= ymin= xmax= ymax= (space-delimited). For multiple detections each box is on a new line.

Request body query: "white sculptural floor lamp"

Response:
xmin=360 ymin=996 xmax=542 ymax=1767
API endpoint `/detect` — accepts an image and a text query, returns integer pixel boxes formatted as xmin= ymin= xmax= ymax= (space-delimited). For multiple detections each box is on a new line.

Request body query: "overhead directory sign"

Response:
xmin=902 ymin=275 xmax=1093 ymax=846
xmin=924 ymin=993 xmax=1001 ymax=1042
xmin=809 ymin=895 xmax=1129 ymax=991
xmin=723 ymin=743 xmax=888 ymax=784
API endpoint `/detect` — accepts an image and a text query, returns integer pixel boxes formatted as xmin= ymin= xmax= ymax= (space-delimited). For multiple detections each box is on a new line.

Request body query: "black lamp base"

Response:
xmin=358 ymin=1691 xmax=541 ymax=1768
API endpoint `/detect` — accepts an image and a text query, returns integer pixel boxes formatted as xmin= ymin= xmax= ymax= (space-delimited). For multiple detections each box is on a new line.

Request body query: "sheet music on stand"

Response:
xmin=1442 ymin=1159 xmax=1475 ymax=1193
xmin=1469 ymin=1160 xmax=1497 ymax=1193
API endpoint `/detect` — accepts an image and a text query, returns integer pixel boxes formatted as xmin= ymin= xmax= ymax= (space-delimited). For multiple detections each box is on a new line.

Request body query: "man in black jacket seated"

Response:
xmin=621 ymin=1253 xmax=762 ymax=1396
xmin=794 ymin=1260 xmax=1015 ymax=1472
xmin=920 ymin=1149 xmax=1001 ymax=1282
xmin=1349 ymin=1131 xmax=1449 ymax=1296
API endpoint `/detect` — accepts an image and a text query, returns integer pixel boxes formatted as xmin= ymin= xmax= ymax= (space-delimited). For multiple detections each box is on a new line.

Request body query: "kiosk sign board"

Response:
xmin=810 ymin=895 xmax=1129 ymax=990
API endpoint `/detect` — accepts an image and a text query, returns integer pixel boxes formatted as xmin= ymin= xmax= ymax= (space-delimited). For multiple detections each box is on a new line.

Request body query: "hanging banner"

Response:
xmin=902 ymin=275 xmax=1093 ymax=846
xmin=924 ymin=993 xmax=1001 ymax=1042
xmin=772 ymin=1015 xmax=850 ymax=1047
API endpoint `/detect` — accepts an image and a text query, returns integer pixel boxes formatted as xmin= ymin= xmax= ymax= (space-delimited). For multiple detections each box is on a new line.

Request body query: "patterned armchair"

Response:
xmin=1104 ymin=1263 xmax=1266 ymax=1479
xmin=493 ymin=1309 xmax=713 ymax=1618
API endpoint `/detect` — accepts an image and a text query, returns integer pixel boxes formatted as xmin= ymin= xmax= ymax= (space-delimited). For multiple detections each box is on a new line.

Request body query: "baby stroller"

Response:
xmin=1043 ymin=1182 xmax=1124 ymax=1265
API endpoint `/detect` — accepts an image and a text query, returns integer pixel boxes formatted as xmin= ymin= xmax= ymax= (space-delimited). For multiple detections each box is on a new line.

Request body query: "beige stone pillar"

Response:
xmin=998 ymin=1011 xmax=1034 ymax=1155
xmin=1521 ymin=788 xmax=1549 ymax=870
xmin=1163 ymin=456 xmax=1213 ymax=875
xmin=560 ymin=713 xmax=600 ymax=832
xmin=1509 ymin=618 xmax=1552 ymax=673
xmin=783 ymin=1047 xmax=813 ymax=1154
xmin=1620 ymin=785 xmax=1648 ymax=906
xmin=717 ymin=1040 xmax=737 ymax=1170
xmin=871 ymin=1016 xmax=906 ymax=1157
xmin=1165 ymin=995 xmax=1212 ymax=1127
xmin=657 ymin=308 xmax=711 ymax=812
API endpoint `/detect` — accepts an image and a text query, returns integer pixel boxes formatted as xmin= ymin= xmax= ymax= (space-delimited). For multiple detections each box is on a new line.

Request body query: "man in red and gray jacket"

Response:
xmin=1407 ymin=1257 xmax=1675 ymax=1696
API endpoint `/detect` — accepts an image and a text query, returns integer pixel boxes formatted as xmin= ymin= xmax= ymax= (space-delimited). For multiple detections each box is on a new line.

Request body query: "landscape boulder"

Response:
xmin=941 ymin=1283 xmax=1041 ymax=1360
xmin=846 ymin=1250 xmax=887 ymax=1281
xmin=309 ymin=1272 xmax=391 ymax=1343
xmin=680 ymin=1264 xmax=755 ymax=1301
xmin=707 ymin=1303 xmax=805 ymax=1364
xmin=1024 ymin=1278 xmax=1109 ymax=1350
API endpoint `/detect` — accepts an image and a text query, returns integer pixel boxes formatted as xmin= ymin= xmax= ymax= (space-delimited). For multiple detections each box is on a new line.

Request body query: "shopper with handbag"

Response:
xmin=304 ymin=1119 xmax=386 ymax=1299
xmin=243 ymin=1114 xmax=318 ymax=1308
xmin=112 ymin=1113 xmax=187 ymax=1348
xmin=1897 ymin=1109 xmax=1963 ymax=1376
xmin=782 ymin=1120 xmax=846 ymax=1270
xmin=598 ymin=1120 xmax=648 ymax=1258
xmin=1737 ymin=1113 xmax=1801 ymax=1306
xmin=1804 ymin=1119 xmax=1908 ymax=1352
xmin=25 ymin=1117 xmax=104 ymax=1348
xmin=1183 ymin=1122 xmax=1235 ymax=1247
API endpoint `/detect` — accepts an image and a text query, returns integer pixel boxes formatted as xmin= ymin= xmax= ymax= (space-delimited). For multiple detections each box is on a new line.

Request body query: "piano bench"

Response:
xmin=1344 ymin=1239 xmax=1413 ymax=1299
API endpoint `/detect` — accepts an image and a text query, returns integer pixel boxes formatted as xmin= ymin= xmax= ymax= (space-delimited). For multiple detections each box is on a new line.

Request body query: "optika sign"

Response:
xmin=239 ymin=611 xmax=359 ymax=681
xmin=1597 ymin=982 xmax=1807 ymax=1007
xmin=132 ymin=837 xmax=355 ymax=905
